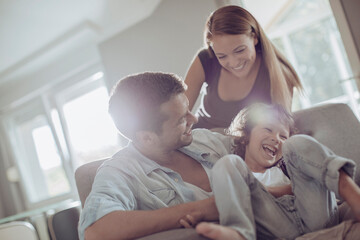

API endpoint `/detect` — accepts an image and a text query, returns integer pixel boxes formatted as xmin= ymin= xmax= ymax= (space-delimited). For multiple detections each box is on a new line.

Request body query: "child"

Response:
xmin=183 ymin=103 xmax=360 ymax=240
xmin=226 ymin=103 xmax=294 ymax=198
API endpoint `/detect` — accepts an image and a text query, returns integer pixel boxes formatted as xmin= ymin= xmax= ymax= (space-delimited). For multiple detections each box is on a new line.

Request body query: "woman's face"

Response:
xmin=211 ymin=33 xmax=258 ymax=78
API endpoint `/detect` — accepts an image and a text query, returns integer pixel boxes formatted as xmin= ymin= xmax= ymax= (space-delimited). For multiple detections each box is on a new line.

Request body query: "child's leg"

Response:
xmin=283 ymin=134 xmax=356 ymax=232
xmin=210 ymin=155 xmax=255 ymax=240
xmin=211 ymin=154 xmax=302 ymax=240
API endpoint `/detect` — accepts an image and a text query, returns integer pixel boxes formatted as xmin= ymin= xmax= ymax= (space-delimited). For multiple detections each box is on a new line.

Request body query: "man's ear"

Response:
xmin=135 ymin=130 xmax=158 ymax=147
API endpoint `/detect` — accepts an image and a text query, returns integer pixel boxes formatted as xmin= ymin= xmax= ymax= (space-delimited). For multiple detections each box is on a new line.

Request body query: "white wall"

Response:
xmin=99 ymin=0 xmax=219 ymax=89
xmin=0 ymin=28 xmax=101 ymax=112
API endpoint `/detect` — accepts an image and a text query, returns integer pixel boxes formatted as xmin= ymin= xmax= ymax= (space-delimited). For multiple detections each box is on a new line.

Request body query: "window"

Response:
xmin=32 ymin=125 xmax=71 ymax=199
xmin=1 ymin=70 xmax=125 ymax=208
xmin=244 ymin=0 xmax=359 ymax=118
xmin=3 ymin=99 xmax=71 ymax=206
xmin=55 ymin=77 xmax=124 ymax=169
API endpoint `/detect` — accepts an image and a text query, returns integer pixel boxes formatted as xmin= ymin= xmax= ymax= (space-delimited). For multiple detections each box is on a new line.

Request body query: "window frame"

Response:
xmin=0 ymin=64 xmax=109 ymax=210
xmin=266 ymin=0 xmax=359 ymax=116
xmin=2 ymin=97 xmax=75 ymax=209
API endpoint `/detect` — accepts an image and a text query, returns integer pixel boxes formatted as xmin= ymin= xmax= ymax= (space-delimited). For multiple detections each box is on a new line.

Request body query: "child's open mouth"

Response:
xmin=262 ymin=144 xmax=277 ymax=157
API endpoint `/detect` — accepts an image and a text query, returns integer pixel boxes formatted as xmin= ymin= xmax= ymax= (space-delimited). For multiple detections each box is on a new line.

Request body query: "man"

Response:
xmin=79 ymin=72 xmax=233 ymax=240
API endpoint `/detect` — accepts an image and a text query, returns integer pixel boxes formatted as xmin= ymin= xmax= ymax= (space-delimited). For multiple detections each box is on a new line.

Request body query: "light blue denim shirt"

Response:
xmin=78 ymin=129 xmax=233 ymax=239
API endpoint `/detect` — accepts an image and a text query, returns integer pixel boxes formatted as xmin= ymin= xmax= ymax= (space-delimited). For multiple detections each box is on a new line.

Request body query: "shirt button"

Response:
xmin=174 ymin=178 xmax=179 ymax=182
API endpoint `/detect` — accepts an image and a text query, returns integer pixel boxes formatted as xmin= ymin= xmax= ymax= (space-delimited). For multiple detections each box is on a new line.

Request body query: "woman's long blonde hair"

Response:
xmin=204 ymin=5 xmax=303 ymax=111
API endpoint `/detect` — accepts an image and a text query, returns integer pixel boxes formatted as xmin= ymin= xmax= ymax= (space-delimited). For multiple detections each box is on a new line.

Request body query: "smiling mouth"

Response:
xmin=262 ymin=144 xmax=277 ymax=157
xmin=232 ymin=62 xmax=246 ymax=71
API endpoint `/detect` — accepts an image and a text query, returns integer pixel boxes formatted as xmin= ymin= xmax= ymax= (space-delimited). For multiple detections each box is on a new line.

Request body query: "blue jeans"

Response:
xmin=211 ymin=134 xmax=356 ymax=240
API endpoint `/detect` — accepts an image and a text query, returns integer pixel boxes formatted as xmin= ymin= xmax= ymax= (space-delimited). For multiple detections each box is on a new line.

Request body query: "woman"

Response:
xmin=185 ymin=5 xmax=303 ymax=130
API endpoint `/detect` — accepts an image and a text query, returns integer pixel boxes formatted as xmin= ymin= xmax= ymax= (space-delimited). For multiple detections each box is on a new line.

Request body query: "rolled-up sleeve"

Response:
xmin=78 ymin=166 xmax=136 ymax=240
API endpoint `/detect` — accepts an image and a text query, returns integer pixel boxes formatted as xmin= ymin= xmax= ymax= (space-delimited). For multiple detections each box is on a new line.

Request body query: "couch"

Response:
xmin=75 ymin=103 xmax=360 ymax=239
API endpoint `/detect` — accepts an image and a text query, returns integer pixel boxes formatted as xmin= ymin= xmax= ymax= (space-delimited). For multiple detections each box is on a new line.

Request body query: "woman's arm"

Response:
xmin=184 ymin=56 xmax=206 ymax=111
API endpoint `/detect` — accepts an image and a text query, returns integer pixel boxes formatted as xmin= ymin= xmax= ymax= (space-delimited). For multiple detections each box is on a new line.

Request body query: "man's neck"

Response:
xmin=134 ymin=142 xmax=181 ymax=166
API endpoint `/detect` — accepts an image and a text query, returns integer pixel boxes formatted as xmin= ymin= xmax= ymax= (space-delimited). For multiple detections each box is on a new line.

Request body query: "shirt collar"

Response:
xmin=179 ymin=146 xmax=213 ymax=169
xmin=127 ymin=143 xmax=169 ymax=175
xmin=127 ymin=142 xmax=213 ymax=175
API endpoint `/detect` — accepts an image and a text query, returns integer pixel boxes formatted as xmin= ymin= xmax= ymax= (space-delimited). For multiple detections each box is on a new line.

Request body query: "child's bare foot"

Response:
xmin=196 ymin=222 xmax=246 ymax=240
xmin=339 ymin=170 xmax=360 ymax=221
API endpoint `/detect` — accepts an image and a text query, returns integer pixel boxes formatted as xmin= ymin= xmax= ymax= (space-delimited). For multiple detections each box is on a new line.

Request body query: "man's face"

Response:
xmin=244 ymin=116 xmax=290 ymax=173
xmin=156 ymin=93 xmax=198 ymax=151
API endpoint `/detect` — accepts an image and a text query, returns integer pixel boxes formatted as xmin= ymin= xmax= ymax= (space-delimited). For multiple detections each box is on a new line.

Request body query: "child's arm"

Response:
xmin=266 ymin=184 xmax=293 ymax=198
xmin=338 ymin=170 xmax=360 ymax=221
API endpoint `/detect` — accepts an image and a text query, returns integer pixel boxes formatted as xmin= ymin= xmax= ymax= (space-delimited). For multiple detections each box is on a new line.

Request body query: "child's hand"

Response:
xmin=179 ymin=212 xmax=203 ymax=228
xmin=179 ymin=196 xmax=219 ymax=228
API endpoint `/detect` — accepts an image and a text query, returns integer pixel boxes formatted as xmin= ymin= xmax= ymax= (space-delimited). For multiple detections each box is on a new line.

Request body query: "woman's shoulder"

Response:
xmin=196 ymin=48 xmax=221 ymax=83
xmin=197 ymin=48 xmax=214 ymax=62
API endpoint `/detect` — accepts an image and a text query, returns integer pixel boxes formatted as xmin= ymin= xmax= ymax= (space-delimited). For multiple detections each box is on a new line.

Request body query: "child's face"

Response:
xmin=244 ymin=116 xmax=290 ymax=173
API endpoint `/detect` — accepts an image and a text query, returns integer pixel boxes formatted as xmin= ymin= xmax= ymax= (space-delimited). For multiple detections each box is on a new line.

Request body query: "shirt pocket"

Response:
xmin=148 ymin=188 xmax=177 ymax=206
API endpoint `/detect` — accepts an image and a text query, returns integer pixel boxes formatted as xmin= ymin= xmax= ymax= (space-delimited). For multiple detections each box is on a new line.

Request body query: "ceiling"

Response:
xmin=0 ymin=0 xmax=290 ymax=88
xmin=0 ymin=0 xmax=161 ymax=85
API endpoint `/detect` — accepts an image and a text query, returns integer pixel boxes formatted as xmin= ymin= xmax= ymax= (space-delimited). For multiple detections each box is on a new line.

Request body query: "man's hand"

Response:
xmin=179 ymin=196 xmax=218 ymax=228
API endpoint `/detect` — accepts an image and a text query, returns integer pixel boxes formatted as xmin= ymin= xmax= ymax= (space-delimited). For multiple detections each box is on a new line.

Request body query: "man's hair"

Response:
xmin=108 ymin=72 xmax=186 ymax=140
xmin=226 ymin=103 xmax=296 ymax=159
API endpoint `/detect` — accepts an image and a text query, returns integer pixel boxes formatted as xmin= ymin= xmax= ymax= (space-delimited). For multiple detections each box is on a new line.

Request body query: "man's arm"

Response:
xmin=85 ymin=197 xmax=218 ymax=240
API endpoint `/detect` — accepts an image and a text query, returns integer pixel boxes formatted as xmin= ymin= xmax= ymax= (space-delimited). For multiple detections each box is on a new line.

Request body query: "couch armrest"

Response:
xmin=294 ymin=103 xmax=360 ymax=184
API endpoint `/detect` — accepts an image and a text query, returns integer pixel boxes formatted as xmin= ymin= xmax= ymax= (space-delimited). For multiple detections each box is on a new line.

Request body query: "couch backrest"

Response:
xmin=75 ymin=103 xmax=360 ymax=207
xmin=75 ymin=159 xmax=107 ymax=208
xmin=293 ymin=103 xmax=360 ymax=184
